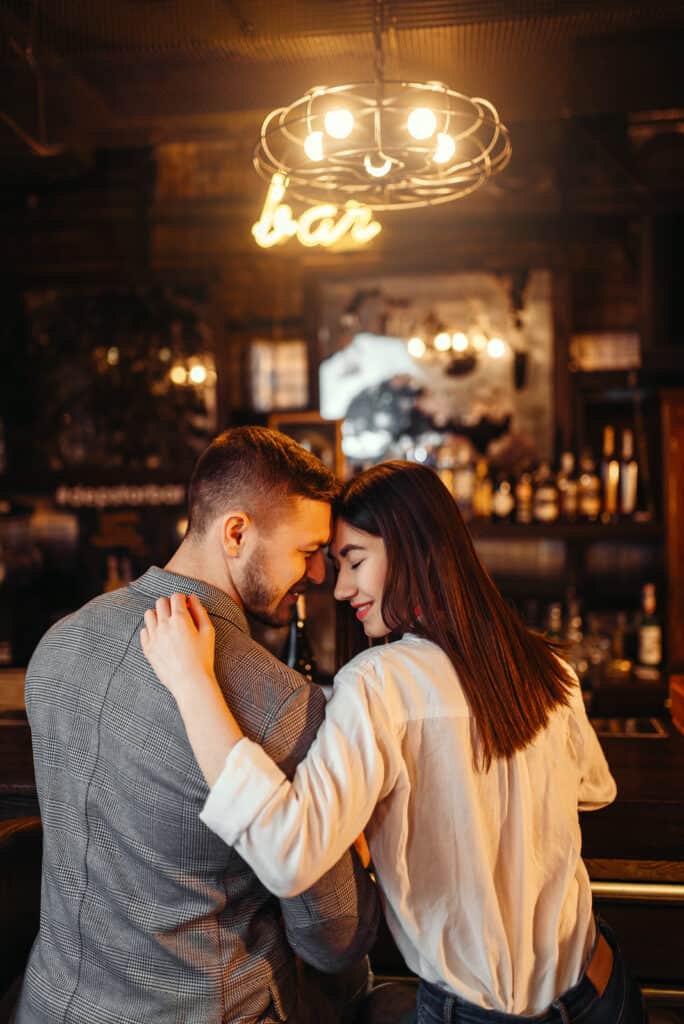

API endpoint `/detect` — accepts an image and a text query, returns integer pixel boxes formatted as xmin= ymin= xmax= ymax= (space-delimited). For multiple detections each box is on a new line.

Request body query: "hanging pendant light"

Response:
xmin=253 ymin=0 xmax=511 ymax=211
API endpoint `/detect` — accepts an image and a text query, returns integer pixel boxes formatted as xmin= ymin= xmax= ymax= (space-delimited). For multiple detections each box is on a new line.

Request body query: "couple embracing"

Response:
xmin=17 ymin=427 xmax=643 ymax=1024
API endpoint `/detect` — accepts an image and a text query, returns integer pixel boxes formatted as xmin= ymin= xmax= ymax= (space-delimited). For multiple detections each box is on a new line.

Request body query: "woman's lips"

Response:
xmin=353 ymin=602 xmax=372 ymax=621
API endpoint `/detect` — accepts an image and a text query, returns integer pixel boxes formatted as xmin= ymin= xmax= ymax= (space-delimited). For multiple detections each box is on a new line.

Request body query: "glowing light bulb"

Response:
xmin=363 ymin=154 xmax=392 ymax=178
xmin=487 ymin=337 xmax=506 ymax=359
xmin=407 ymin=107 xmax=436 ymax=141
xmin=434 ymin=332 xmax=451 ymax=351
xmin=304 ymin=131 xmax=324 ymax=161
xmin=189 ymin=364 xmax=208 ymax=384
xmin=471 ymin=332 xmax=487 ymax=352
xmin=452 ymin=332 xmax=469 ymax=352
xmin=324 ymin=108 xmax=354 ymax=139
xmin=106 ymin=346 xmax=119 ymax=366
xmin=169 ymin=365 xmax=187 ymax=385
xmin=433 ymin=132 xmax=456 ymax=164
xmin=407 ymin=336 xmax=426 ymax=358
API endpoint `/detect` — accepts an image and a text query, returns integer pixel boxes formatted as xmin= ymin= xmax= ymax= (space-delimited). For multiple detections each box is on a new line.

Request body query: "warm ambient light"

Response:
xmin=407 ymin=336 xmax=426 ymax=358
xmin=487 ymin=337 xmax=506 ymax=358
xmin=434 ymin=332 xmax=452 ymax=351
xmin=433 ymin=133 xmax=456 ymax=164
xmin=304 ymin=131 xmax=324 ymax=161
xmin=407 ymin=107 xmax=437 ymax=140
xmin=452 ymin=332 xmax=469 ymax=352
xmin=189 ymin=365 xmax=208 ymax=384
xmin=169 ymin=365 xmax=187 ymax=385
xmin=324 ymin=108 xmax=354 ymax=139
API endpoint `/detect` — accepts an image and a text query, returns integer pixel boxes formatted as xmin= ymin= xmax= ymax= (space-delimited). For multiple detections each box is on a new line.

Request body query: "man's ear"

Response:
xmin=221 ymin=512 xmax=251 ymax=558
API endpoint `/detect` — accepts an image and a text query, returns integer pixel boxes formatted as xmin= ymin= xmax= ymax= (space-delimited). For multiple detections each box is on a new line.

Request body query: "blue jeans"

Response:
xmin=415 ymin=920 xmax=645 ymax=1024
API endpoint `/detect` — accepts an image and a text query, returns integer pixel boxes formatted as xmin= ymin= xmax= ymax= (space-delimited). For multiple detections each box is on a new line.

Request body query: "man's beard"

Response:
xmin=240 ymin=549 xmax=301 ymax=628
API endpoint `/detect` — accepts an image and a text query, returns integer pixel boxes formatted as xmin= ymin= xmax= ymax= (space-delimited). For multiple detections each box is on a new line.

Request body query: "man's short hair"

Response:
xmin=187 ymin=426 xmax=339 ymax=537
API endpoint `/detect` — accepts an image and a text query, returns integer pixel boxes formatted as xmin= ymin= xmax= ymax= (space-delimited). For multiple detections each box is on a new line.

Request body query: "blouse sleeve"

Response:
xmin=568 ymin=682 xmax=617 ymax=811
xmin=200 ymin=659 xmax=395 ymax=897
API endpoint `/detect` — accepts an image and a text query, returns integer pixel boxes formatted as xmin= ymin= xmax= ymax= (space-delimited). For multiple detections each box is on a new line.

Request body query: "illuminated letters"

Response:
xmin=252 ymin=173 xmax=382 ymax=249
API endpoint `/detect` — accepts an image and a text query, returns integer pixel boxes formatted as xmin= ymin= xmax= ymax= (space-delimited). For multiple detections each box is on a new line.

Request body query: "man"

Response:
xmin=16 ymin=426 xmax=380 ymax=1024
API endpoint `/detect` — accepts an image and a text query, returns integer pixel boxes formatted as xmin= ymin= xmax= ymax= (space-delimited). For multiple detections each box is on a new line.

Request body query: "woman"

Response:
xmin=141 ymin=461 xmax=644 ymax=1023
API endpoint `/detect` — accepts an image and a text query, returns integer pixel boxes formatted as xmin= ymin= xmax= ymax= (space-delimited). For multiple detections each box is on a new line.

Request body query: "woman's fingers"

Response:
xmin=155 ymin=595 xmax=172 ymax=619
xmin=188 ymin=593 xmax=212 ymax=634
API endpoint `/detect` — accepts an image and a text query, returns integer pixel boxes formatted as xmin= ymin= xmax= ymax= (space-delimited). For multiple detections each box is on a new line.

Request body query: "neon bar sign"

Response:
xmin=252 ymin=173 xmax=382 ymax=249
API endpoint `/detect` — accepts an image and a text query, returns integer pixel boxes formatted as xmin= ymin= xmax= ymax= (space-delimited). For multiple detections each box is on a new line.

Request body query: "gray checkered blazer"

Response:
xmin=17 ymin=567 xmax=379 ymax=1023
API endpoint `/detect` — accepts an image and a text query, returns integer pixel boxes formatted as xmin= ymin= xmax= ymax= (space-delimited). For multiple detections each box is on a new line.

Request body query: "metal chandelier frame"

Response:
xmin=253 ymin=1 xmax=512 ymax=211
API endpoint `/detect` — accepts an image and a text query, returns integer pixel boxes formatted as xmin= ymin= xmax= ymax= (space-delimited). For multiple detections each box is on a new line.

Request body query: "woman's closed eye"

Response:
xmin=350 ymin=560 xmax=364 ymax=570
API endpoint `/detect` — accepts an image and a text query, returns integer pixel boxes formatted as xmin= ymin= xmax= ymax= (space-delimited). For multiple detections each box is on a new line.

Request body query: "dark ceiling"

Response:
xmin=1 ymin=1 xmax=683 ymax=211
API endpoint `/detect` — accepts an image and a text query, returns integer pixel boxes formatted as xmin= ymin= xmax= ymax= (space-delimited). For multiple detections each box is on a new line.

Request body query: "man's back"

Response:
xmin=17 ymin=567 xmax=378 ymax=1023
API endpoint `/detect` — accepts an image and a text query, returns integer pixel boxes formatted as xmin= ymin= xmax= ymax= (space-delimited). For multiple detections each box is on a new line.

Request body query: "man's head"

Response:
xmin=183 ymin=426 xmax=338 ymax=626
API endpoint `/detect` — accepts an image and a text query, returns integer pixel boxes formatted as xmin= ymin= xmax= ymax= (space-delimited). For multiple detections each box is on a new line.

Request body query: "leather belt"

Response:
xmin=584 ymin=931 xmax=613 ymax=997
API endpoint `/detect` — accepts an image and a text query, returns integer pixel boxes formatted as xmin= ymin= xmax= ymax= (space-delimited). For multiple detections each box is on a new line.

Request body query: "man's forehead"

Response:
xmin=292 ymin=495 xmax=332 ymax=543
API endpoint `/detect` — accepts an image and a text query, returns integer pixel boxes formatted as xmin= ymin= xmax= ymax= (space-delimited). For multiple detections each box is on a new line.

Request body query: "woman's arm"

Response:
xmin=141 ymin=593 xmax=385 ymax=891
xmin=140 ymin=593 xmax=244 ymax=787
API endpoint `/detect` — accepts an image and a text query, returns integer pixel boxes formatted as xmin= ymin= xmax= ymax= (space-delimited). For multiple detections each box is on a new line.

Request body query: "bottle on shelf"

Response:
xmin=619 ymin=428 xmax=639 ymax=519
xmin=577 ymin=449 xmax=602 ymax=522
xmin=532 ymin=460 xmax=560 ymax=523
xmin=287 ymin=594 xmax=318 ymax=682
xmin=514 ymin=468 xmax=533 ymax=524
xmin=600 ymin=425 xmax=620 ymax=523
xmin=472 ymin=457 xmax=493 ymax=519
xmin=103 ymin=554 xmax=123 ymax=593
xmin=545 ymin=602 xmax=564 ymax=643
xmin=637 ymin=582 xmax=662 ymax=674
xmin=452 ymin=448 xmax=475 ymax=521
xmin=492 ymin=473 xmax=515 ymax=522
xmin=556 ymin=451 xmax=579 ymax=521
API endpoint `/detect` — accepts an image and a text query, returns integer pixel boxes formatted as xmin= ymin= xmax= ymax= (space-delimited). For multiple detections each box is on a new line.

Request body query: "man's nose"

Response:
xmin=306 ymin=548 xmax=326 ymax=585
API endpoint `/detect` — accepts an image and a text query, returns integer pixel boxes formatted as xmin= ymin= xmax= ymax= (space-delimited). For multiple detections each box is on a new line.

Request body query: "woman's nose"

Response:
xmin=333 ymin=568 xmax=356 ymax=601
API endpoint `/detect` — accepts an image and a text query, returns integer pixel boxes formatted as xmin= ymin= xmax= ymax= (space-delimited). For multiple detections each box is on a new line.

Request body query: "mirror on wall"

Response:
xmin=316 ymin=270 xmax=554 ymax=473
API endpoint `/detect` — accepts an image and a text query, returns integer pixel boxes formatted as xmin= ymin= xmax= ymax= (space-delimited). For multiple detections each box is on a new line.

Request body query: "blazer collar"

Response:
xmin=130 ymin=566 xmax=249 ymax=636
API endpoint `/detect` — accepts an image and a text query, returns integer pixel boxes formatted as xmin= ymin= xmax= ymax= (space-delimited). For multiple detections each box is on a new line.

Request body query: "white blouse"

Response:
xmin=201 ymin=634 xmax=616 ymax=1015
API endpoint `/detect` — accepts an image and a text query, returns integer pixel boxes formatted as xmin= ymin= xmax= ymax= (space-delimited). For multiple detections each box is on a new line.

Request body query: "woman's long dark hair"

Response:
xmin=334 ymin=461 xmax=573 ymax=770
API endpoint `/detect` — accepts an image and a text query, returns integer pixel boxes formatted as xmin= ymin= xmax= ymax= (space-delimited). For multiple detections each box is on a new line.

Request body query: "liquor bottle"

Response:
xmin=556 ymin=451 xmax=579 ymax=521
xmin=287 ymin=594 xmax=318 ymax=682
xmin=452 ymin=448 xmax=475 ymax=521
xmin=514 ymin=469 xmax=533 ymax=524
xmin=637 ymin=583 xmax=662 ymax=669
xmin=577 ymin=449 xmax=601 ymax=522
xmin=619 ymin=428 xmax=638 ymax=518
xmin=492 ymin=474 xmax=515 ymax=521
xmin=600 ymin=425 xmax=620 ymax=523
xmin=472 ymin=457 xmax=493 ymax=519
xmin=546 ymin=602 xmax=564 ymax=643
xmin=435 ymin=445 xmax=455 ymax=496
xmin=103 ymin=554 xmax=123 ymax=593
xmin=532 ymin=461 xmax=560 ymax=523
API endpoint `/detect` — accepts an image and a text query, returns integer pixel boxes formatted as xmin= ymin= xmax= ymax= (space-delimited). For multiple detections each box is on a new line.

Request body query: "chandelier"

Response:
xmin=253 ymin=1 xmax=512 ymax=211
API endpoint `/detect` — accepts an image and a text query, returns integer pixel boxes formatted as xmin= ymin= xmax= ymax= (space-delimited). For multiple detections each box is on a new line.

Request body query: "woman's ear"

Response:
xmin=222 ymin=512 xmax=251 ymax=558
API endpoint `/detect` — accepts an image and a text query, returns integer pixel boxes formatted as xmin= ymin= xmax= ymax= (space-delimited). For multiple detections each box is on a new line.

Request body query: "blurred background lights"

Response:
xmin=487 ymin=337 xmax=507 ymax=358
xmin=407 ymin=336 xmax=427 ymax=358
xmin=434 ymin=331 xmax=452 ymax=351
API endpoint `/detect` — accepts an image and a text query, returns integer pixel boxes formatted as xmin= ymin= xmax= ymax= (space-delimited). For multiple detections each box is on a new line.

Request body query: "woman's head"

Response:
xmin=332 ymin=460 xmax=573 ymax=770
xmin=331 ymin=460 xmax=485 ymax=641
